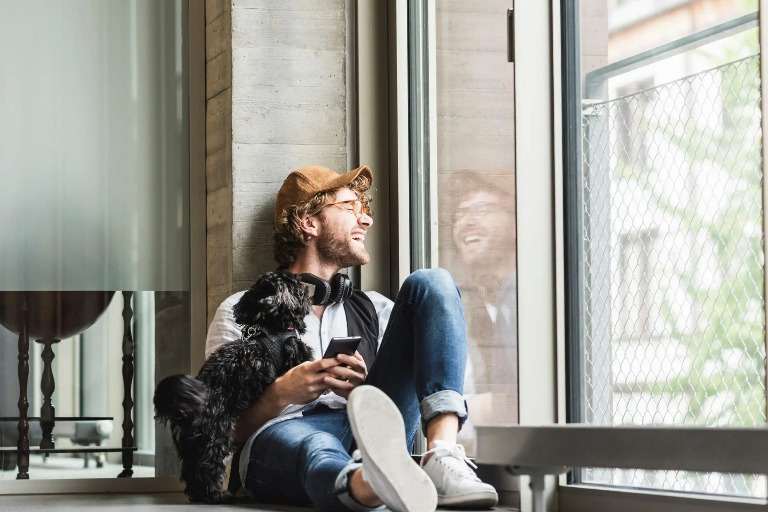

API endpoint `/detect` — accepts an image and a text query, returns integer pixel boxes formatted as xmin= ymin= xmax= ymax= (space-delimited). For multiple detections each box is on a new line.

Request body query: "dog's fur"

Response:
xmin=154 ymin=271 xmax=314 ymax=503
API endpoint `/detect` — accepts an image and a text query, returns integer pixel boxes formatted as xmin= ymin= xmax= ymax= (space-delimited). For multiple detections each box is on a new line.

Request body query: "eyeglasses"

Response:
xmin=324 ymin=199 xmax=371 ymax=218
xmin=451 ymin=201 xmax=513 ymax=224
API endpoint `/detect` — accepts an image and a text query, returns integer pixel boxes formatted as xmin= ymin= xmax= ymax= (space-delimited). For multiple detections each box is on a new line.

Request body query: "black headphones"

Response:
xmin=298 ymin=273 xmax=354 ymax=305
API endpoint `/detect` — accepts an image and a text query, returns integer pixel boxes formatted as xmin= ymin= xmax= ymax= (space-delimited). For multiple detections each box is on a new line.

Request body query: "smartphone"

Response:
xmin=322 ymin=336 xmax=362 ymax=359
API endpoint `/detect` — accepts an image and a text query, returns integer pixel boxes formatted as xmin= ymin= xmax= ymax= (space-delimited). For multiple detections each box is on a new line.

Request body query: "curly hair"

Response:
xmin=273 ymin=174 xmax=372 ymax=266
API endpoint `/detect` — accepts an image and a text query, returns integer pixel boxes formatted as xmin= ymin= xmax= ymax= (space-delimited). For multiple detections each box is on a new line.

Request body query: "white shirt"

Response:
xmin=204 ymin=290 xmax=394 ymax=485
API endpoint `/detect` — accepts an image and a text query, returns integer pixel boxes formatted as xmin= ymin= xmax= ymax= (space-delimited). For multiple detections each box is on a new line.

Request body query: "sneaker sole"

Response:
xmin=348 ymin=386 xmax=438 ymax=512
xmin=438 ymin=491 xmax=499 ymax=508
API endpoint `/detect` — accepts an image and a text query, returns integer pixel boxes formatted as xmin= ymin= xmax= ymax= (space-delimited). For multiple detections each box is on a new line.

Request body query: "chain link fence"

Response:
xmin=580 ymin=55 xmax=767 ymax=497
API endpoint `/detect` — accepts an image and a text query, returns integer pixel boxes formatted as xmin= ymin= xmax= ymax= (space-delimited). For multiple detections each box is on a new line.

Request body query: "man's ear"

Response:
xmin=299 ymin=214 xmax=320 ymax=238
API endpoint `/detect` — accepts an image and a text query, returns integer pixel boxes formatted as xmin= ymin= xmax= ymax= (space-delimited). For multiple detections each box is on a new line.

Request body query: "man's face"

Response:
xmin=452 ymin=190 xmax=516 ymax=268
xmin=315 ymin=187 xmax=372 ymax=268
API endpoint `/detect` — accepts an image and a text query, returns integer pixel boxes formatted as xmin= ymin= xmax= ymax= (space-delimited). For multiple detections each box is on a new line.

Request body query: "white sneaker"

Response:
xmin=347 ymin=386 xmax=438 ymax=512
xmin=420 ymin=440 xmax=499 ymax=508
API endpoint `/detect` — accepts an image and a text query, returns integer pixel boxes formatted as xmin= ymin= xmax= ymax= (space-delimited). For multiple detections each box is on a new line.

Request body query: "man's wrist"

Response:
xmin=264 ymin=377 xmax=288 ymax=410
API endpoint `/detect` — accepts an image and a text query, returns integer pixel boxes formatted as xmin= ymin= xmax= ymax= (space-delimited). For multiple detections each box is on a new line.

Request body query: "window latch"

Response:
xmin=507 ymin=8 xmax=515 ymax=63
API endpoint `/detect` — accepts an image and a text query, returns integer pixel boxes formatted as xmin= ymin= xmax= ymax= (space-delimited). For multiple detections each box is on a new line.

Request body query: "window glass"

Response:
xmin=571 ymin=0 xmax=764 ymax=497
xmin=0 ymin=0 xmax=189 ymax=480
xmin=433 ymin=0 xmax=517 ymax=455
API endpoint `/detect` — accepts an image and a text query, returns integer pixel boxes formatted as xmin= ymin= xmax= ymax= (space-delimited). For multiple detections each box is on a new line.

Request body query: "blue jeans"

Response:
xmin=243 ymin=268 xmax=468 ymax=511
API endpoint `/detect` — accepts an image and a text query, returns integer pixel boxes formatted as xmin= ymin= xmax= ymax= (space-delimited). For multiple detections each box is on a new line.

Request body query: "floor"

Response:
xmin=2 ymin=493 xmax=307 ymax=511
xmin=0 ymin=456 xmax=518 ymax=511
xmin=2 ymin=492 xmax=518 ymax=511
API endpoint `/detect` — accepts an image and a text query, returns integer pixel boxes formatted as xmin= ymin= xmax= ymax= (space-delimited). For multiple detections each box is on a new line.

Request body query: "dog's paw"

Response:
xmin=186 ymin=489 xmax=234 ymax=505
xmin=206 ymin=490 xmax=235 ymax=505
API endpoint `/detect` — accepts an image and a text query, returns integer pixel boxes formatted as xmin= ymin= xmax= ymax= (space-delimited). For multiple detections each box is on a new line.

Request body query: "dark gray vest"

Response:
xmin=343 ymin=290 xmax=379 ymax=370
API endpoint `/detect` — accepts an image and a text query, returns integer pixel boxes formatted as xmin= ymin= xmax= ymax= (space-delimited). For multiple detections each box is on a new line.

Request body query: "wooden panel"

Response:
xmin=205 ymin=0 xmax=230 ymax=25
xmin=205 ymin=10 xmax=231 ymax=62
xmin=206 ymin=49 xmax=232 ymax=100
xmin=207 ymin=284 xmax=234 ymax=326
xmin=207 ymin=186 xmax=233 ymax=229
xmin=206 ymin=236 xmax=233 ymax=288
xmin=205 ymin=88 xmax=232 ymax=155
xmin=206 ymin=186 xmax=233 ymax=292
xmin=205 ymin=145 xmax=232 ymax=193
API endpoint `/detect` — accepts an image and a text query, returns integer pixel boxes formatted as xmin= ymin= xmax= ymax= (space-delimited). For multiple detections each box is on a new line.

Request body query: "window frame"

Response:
xmin=359 ymin=0 xmax=768 ymax=509
xmin=556 ymin=1 xmax=768 ymax=511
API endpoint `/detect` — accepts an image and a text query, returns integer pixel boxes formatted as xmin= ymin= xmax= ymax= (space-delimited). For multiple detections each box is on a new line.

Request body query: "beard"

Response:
xmin=316 ymin=224 xmax=370 ymax=269
xmin=454 ymin=227 xmax=516 ymax=275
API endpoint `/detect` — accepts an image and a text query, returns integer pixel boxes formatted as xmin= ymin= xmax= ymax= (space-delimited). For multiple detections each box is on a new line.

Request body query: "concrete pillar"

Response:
xmin=205 ymin=0 xmax=350 ymax=323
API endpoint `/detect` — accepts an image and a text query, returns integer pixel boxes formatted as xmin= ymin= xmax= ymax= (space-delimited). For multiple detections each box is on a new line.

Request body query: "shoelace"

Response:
xmin=431 ymin=444 xmax=481 ymax=481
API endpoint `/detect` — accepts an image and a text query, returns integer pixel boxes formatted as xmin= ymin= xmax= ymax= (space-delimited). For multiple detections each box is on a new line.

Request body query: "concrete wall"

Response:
xmin=206 ymin=0 xmax=235 ymax=324
xmin=205 ymin=0 xmax=349 ymax=323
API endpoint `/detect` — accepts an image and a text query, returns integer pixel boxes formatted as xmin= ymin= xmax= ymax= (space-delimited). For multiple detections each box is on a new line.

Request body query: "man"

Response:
xmin=206 ymin=165 xmax=498 ymax=511
xmin=450 ymin=171 xmax=518 ymax=431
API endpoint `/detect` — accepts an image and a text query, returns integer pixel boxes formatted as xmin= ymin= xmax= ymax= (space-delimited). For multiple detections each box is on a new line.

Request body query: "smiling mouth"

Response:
xmin=462 ymin=234 xmax=485 ymax=245
xmin=352 ymin=234 xmax=366 ymax=242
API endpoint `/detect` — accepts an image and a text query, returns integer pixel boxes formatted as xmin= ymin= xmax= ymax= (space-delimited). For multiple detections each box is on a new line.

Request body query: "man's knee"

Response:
xmin=299 ymin=431 xmax=344 ymax=454
xmin=403 ymin=268 xmax=457 ymax=294
xmin=297 ymin=431 xmax=348 ymax=468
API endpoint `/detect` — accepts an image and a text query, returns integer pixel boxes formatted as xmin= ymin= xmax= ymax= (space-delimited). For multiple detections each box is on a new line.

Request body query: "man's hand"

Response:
xmin=272 ymin=358 xmax=340 ymax=405
xmin=323 ymin=351 xmax=368 ymax=399
xmin=233 ymin=358 xmax=339 ymax=444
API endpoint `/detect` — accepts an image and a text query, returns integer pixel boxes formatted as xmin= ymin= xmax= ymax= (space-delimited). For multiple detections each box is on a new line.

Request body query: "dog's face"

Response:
xmin=233 ymin=271 xmax=311 ymax=333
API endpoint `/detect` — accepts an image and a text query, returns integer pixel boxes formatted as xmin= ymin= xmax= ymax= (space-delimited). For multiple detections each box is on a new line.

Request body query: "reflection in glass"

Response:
xmin=440 ymin=172 xmax=517 ymax=456
xmin=435 ymin=0 xmax=517 ymax=458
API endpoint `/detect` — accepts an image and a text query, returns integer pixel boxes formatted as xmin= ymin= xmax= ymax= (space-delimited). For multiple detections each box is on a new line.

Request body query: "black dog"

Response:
xmin=154 ymin=271 xmax=314 ymax=503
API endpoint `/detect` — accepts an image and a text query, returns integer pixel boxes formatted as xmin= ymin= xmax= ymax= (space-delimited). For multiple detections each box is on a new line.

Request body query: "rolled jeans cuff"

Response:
xmin=334 ymin=462 xmax=386 ymax=512
xmin=420 ymin=390 xmax=468 ymax=435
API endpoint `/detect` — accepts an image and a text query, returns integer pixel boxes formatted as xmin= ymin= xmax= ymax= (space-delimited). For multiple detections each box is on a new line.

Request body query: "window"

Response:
xmin=0 ymin=0 xmax=200 ymax=486
xmin=566 ymin=0 xmax=765 ymax=501
xmin=406 ymin=0 xmax=518 ymax=457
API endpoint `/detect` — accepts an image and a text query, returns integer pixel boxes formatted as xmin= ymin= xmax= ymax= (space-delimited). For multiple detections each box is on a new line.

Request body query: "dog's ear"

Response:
xmin=232 ymin=281 xmax=265 ymax=325
xmin=257 ymin=271 xmax=311 ymax=332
